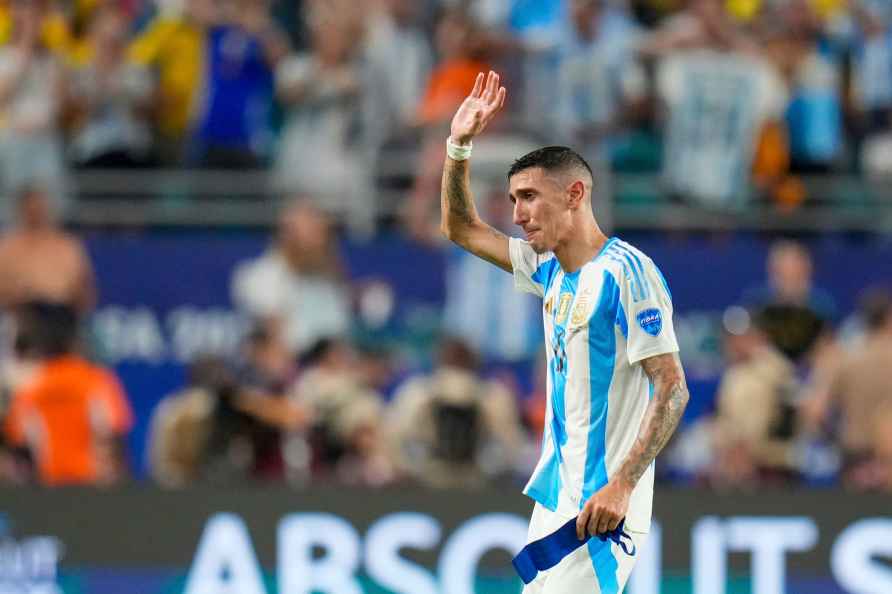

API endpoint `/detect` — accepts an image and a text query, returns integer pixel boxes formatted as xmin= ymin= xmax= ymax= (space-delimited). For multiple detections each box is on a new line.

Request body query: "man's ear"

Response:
xmin=566 ymin=179 xmax=586 ymax=210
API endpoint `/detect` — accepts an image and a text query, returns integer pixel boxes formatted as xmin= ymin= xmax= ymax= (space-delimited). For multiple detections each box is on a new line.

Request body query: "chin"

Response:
xmin=529 ymin=239 xmax=549 ymax=254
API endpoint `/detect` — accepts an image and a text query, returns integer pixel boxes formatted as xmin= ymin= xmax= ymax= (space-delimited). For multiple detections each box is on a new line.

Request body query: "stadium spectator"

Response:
xmin=128 ymin=0 xmax=211 ymax=161
xmin=0 ymin=0 xmax=66 ymax=199
xmin=232 ymin=322 xmax=298 ymax=479
xmin=802 ymin=289 xmax=892 ymax=478
xmin=387 ymin=337 xmax=525 ymax=488
xmin=556 ymin=0 xmax=646 ymax=230
xmin=850 ymin=1 xmax=892 ymax=137
xmin=273 ymin=9 xmax=373 ymax=234
xmin=288 ymin=338 xmax=388 ymax=481
xmin=0 ymin=0 xmax=73 ymax=56
xmin=231 ymin=198 xmax=351 ymax=355
xmin=0 ymin=185 xmax=96 ymax=315
xmin=742 ymin=239 xmax=836 ymax=362
xmin=651 ymin=0 xmax=789 ymax=207
xmin=332 ymin=389 xmax=398 ymax=487
xmin=850 ymin=3 xmax=892 ymax=177
xmin=707 ymin=310 xmax=801 ymax=487
xmin=149 ymin=353 xmax=307 ymax=487
xmin=502 ymin=0 xmax=566 ymax=135
xmin=189 ymin=0 xmax=287 ymax=168
xmin=769 ymin=0 xmax=843 ymax=173
xmin=406 ymin=8 xmax=490 ymax=239
xmin=67 ymin=6 xmax=155 ymax=168
xmin=362 ymin=0 xmax=432 ymax=153
xmin=3 ymin=302 xmax=133 ymax=486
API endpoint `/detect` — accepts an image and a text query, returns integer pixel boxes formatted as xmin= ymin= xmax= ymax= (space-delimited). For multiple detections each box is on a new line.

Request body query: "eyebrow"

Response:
xmin=509 ymin=186 xmax=539 ymax=200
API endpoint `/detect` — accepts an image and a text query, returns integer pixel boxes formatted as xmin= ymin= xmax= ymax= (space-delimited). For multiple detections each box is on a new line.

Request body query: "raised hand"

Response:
xmin=450 ymin=71 xmax=507 ymax=146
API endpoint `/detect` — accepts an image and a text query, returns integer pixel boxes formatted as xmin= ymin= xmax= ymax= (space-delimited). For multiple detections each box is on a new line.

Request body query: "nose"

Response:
xmin=512 ymin=200 xmax=527 ymax=227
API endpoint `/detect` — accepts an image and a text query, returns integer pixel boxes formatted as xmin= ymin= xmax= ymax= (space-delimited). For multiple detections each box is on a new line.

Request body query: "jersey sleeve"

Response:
xmin=508 ymin=237 xmax=550 ymax=298
xmin=615 ymin=252 xmax=679 ymax=365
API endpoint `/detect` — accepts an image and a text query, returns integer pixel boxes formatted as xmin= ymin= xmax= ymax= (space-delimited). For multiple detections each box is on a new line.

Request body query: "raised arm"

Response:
xmin=440 ymin=71 xmax=512 ymax=272
xmin=577 ymin=352 xmax=689 ymax=538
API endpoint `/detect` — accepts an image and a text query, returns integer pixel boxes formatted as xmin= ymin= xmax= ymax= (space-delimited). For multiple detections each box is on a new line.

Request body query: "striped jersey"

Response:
xmin=509 ymin=236 xmax=679 ymax=532
xmin=657 ymin=49 xmax=787 ymax=206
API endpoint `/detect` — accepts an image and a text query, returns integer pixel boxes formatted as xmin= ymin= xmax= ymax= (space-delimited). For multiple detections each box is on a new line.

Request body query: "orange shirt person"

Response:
xmin=4 ymin=302 xmax=132 ymax=486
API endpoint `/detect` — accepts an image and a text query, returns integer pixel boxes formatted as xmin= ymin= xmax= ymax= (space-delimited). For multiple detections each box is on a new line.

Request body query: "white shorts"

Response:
xmin=521 ymin=502 xmax=646 ymax=594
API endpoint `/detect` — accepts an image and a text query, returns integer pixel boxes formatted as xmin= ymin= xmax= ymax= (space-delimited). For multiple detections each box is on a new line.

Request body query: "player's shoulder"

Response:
xmin=611 ymin=238 xmax=656 ymax=265
xmin=599 ymin=238 xmax=672 ymax=300
xmin=599 ymin=237 xmax=655 ymax=275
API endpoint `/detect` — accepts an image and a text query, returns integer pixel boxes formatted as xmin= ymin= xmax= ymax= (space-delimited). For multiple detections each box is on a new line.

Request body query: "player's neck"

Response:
xmin=553 ymin=222 xmax=609 ymax=274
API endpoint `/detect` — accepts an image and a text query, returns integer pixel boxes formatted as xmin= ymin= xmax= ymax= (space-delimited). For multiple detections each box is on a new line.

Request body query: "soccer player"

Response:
xmin=440 ymin=71 xmax=689 ymax=593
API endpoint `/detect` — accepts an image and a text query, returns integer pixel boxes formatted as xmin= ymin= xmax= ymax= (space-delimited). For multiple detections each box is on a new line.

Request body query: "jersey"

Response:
xmin=509 ymin=236 xmax=679 ymax=532
xmin=658 ymin=49 xmax=787 ymax=206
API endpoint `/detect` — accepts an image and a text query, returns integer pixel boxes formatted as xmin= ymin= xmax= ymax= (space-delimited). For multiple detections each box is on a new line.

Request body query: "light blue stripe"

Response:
xmin=654 ymin=263 xmax=672 ymax=302
xmin=616 ymin=296 xmax=628 ymax=339
xmin=606 ymin=247 xmax=642 ymax=300
xmin=531 ymin=257 xmax=559 ymax=294
xmin=525 ymin=447 xmax=561 ymax=511
xmin=609 ymin=244 xmax=649 ymax=300
xmin=606 ymin=249 xmax=642 ymax=302
xmin=551 ymin=271 xmax=579 ymax=459
xmin=614 ymin=242 xmax=650 ymax=299
xmin=582 ymin=270 xmax=618 ymax=503
xmin=588 ymin=537 xmax=620 ymax=594
xmin=598 ymin=237 xmax=619 ymax=260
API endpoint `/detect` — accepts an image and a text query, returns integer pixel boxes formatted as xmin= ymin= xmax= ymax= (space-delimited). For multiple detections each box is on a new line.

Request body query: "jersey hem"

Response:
xmin=523 ymin=486 xmax=559 ymax=513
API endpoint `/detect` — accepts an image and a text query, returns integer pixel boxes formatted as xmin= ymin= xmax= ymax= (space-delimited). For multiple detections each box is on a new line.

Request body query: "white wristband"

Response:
xmin=446 ymin=137 xmax=473 ymax=161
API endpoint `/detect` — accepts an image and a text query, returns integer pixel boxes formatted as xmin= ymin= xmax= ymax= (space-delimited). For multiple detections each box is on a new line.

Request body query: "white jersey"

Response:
xmin=510 ymin=236 xmax=679 ymax=532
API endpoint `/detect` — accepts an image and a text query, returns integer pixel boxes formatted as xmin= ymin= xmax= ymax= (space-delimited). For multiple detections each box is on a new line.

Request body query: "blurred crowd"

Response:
xmin=0 ymin=0 xmax=890 ymax=493
xmin=666 ymin=240 xmax=892 ymax=492
xmin=4 ymin=0 xmax=892 ymax=230
xmin=0 ymin=189 xmax=889 ymax=494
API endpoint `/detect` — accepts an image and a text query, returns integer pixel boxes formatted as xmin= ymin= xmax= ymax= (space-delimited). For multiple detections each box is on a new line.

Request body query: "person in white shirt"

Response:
xmin=231 ymin=199 xmax=351 ymax=355
xmin=439 ymin=71 xmax=689 ymax=593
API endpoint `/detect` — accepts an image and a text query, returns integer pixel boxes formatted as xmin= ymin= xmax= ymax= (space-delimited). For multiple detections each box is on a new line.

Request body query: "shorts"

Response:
xmin=521 ymin=502 xmax=646 ymax=594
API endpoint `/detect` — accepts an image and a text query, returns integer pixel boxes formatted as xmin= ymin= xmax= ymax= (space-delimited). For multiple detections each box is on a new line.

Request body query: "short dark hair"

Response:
xmin=14 ymin=301 xmax=78 ymax=359
xmin=507 ymin=146 xmax=593 ymax=184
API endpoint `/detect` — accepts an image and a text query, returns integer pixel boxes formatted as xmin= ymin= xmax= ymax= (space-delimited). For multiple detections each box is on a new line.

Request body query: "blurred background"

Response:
xmin=0 ymin=0 xmax=890 ymax=593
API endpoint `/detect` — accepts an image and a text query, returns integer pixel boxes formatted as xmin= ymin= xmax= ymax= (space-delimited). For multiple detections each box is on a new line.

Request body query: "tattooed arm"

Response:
xmin=440 ymin=71 xmax=512 ymax=272
xmin=618 ymin=352 xmax=689 ymax=485
xmin=577 ymin=352 xmax=689 ymax=538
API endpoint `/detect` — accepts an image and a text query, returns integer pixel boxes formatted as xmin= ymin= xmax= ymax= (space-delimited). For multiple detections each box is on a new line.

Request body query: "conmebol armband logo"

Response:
xmin=637 ymin=309 xmax=663 ymax=336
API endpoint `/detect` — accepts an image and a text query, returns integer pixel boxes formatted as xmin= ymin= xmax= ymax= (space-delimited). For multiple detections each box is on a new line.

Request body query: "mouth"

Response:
xmin=524 ymin=229 xmax=539 ymax=241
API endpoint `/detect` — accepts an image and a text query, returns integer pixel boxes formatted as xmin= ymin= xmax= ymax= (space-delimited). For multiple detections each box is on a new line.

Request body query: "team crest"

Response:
xmin=637 ymin=308 xmax=663 ymax=336
xmin=544 ymin=296 xmax=553 ymax=315
xmin=556 ymin=293 xmax=572 ymax=325
xmin=570 ymin=289 xmax=593 ymax=325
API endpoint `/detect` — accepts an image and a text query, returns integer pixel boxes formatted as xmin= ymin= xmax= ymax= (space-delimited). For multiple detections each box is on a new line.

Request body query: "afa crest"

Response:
xmin=556 ymin=294 xmax=572 ymax=325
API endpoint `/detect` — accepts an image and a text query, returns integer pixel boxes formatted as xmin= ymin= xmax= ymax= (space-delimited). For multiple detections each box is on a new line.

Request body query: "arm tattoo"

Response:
xmin=441 ymin=158 xmax=476 ymax=227
xmin=617 ymin=353 xmax=689 ymax=488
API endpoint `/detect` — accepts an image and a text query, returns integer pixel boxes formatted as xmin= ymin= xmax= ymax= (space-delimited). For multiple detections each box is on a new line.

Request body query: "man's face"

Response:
xmin=509 ymin=167 xmax=573 ymax=254
xmin=769 ymin=245 xmax=812 ymax=301
xmin=279 ymin=203 xmax=330 ymax=256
